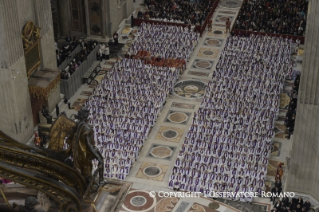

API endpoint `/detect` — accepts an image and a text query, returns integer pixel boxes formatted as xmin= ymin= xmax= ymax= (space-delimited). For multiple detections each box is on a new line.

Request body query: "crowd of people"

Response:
xmin=128 ymin=23 xmax=199 ymax=62
xmin=234 ymin=0 xmax=308 ymax=36
xmin=284 ymin=73 xmax=300 ymax=138
xmin=141 ymin=0 xmax=214 ymax=25
xmin=271 ymin=196 xmax=311 ymax=212
xmin=60 ymin=39 xmax=99 ymax=80
xmin=169 ymin=34 xmax=298 ymax=202
xmin=56 ymin=37 xmax=79 ymax=67
xmin=88 ymin=59 xmax=181 ymax=180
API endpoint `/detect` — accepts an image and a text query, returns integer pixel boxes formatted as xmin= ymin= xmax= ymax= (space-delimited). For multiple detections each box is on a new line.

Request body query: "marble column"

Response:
xmin=0 ymin=0 xmax=34 ymax=143
xmin=286 ymin=0 xmax=319 ymax=201
xmin=57 ymin=0 xmax=71 ymax=37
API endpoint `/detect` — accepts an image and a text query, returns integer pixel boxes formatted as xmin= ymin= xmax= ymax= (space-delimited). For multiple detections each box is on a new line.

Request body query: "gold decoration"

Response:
xmin=48 ymin=113 xmax=77 ymax=152
xmin=29 ymin=73 xmax=60 ymax=99
xmin=22 ymin=21 xmax=42 ymax=77
xmin=22 ymin=21 xmax=41 ymax=51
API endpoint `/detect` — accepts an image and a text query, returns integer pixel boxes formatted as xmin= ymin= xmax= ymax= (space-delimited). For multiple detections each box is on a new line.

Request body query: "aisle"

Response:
xmin=118 ymin=1 xmax=271 ymax=211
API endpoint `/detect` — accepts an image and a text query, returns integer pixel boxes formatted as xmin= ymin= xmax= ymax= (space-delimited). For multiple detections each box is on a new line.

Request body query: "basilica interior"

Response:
xmin=0 ymin=0 xmax=317 ymax=212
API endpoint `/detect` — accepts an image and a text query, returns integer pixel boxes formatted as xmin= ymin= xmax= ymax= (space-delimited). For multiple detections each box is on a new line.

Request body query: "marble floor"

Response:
xmin=53 ymin=0 xmax=304 ymax=211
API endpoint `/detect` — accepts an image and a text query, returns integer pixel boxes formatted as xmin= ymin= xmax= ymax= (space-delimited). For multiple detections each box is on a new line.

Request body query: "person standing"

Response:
xmin=226 ymin=18 xmax=231 ymax=33
xmin=56 ymin=104 xmax=60 ymax=117
xmin=105 ymin=45 xmax=110 ymax=60
xmin=113 ymin=32 xmax=119 ymax=45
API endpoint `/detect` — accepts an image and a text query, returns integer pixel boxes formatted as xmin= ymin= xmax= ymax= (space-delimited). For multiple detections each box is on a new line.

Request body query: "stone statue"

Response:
xmin=70 ymin=108 xmax=105 ymax=184
xmin=41 ymin=106 xmax=52 ymax=124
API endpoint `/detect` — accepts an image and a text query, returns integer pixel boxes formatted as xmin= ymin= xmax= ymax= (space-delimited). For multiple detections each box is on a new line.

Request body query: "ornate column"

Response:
xmin=57 ymin=0 xmax=71 ymax=37
xmin=286 ymin=0 xmax=319 ymax=201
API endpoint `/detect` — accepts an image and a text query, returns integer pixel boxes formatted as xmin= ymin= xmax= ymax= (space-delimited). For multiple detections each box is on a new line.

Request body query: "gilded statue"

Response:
xmin=22 ymin=21 xmax=41 ymax=50
xmin=48 ymin=109 xmax=105 ymax=185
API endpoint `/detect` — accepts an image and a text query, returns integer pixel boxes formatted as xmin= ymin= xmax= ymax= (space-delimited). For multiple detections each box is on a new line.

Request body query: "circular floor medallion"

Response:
xmin=173 ymin=80 xmax=206 ymax=99
xmin=213 ymin=30 xmax=224 ymax=35
xmin=219 ymin=0 xmax=242 ymax=9
xmin=150 ymin=146 xmax=173 ymax=158
xmin=162 ymin=130 xmax=178 ymax=139
xmin=209 ymin=202 xmax=220 ymax=209
xmin=122 ymin=190 xmax=156 ymax=212
xmin=194 ymin=60 xmax=212 ymax=69
xmin=167 ymin=112 xmax=188 ymax=123
xmin=206 ymin=39 xmax=222 ymax=46
xmin=143 ymin=166 xmax=162 ymax=177
xmin=203 ymin=50 xmax=215 ymax=56
xmin=130 ymin=196 xmax=147 ymax=207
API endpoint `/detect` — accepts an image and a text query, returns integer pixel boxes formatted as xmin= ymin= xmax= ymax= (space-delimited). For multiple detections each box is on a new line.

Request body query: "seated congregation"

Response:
xmin=234 ymin=0 xmax=308 ymax=36
xmin=141 ymin=0 xmax=214 ymax=25
xmin=169 ymin=34 xmax=298 ymax=202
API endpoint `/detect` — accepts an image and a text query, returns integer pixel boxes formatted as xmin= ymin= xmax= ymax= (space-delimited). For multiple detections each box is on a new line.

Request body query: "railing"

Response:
xmin=60 ymin=46 xmax=99 ymax=99
xmin=58 ymin=45 xmax=82 ymax=71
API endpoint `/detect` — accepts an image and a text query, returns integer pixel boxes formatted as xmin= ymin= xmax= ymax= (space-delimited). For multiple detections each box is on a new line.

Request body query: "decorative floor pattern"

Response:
xmin=176 ymin=201 xmax=190 ymax=212
xmin=280 ymin=93 xmax=291 ymax=109
xmin=192 ymin=59 xmax=214 ymax=70
xmin=197 ymin=48 xmax=220 ymax=58
xmin=207 ymin=29 xmax=226 ymax=37
xmin=120 ymin=189 xmax=179 ymax=212
xmin=271 ymin=141 xmax=282 ymax=157
xmin=71 ymin=99 xmax=87 ymax=111
xmin=146 ymin=144 xmax=177 ymax=160
xmin=219 ymin=0 xmax=242 ymax=9
xmin=155 ymin=126 xmax=185 ymax=142
xmin=187 ymin=71 xmax=210 ymax=77
xmin=164 ymin=110 xmax=192 ymax=125
xmin=135 ymin=162 xmax=169 ymax=182
xmin=214 ymin=15 xmax=234 ymax=23
xmin=203 ymin=38 xmax=224 ymax=47
xmin=214 ymin=198 xmax=269 ymax=212
xmin=275 ymin=123 xmax=287 ymax=139
xmin=80 ymin=91 xmax=92 ymax=96
xmin=188 ymin=203 xmax=219 ymax=212
xmin=173 ymin=80 xmax=207 ymax=99
xmin=171 ymin=102 xmax=196 ymax=109
xmin=218 ymin=10 xmax=237 ymax=14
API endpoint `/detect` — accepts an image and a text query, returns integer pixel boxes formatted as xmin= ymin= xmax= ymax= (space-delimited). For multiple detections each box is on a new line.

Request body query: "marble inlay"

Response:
xmin=215 ymin=15 xmax=234 ymax=23
xmin=171 ymin=102 xmax=196 ymax=109
xmin=219 ymin=0 xmax=242 ymax=9
xmin=187 ymin=71 xmax=210 ymax=77
xmin=204 ymin=38 xmax=223 ymax=47
xmin=218 ymin=10 xmax=237 ymax=14
xmin=136 ymin=162 xmax=168 ymax=181
xmin=173 ymin=80 xmax=206 ymax=99
xmin=164 ymin=110 xmax=191 ymax=125
xmin=207 ymin=29 xmax=225 ymax=37
xmin=121 ymin=190 xmax=157 ymax=212
xmin=150 ymin=146 xmax=173 ymax=159
xmin=192 ymin=59 xmax=214 ymax=70
xmin=176 ymin=202 xmax=190 ymax=212
xmin=162 ymin=130 xmax=178 ymax=139
xmin=144 ymin=166 xmax=161 ymax=177
xmin=155 ymin=126 xmax=185 ymax=142
xmin=271 ymin=141 xmax=281 ymax=157
xmin=208 ymin=202 xmax=220 ymax=209
xmin=130 ymin=196 xmax=147 ymax=206
xmin=197 ymin=48 xmax=220 ymax=58
xmin=215 ymin=198 xmax=269 ymax=212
